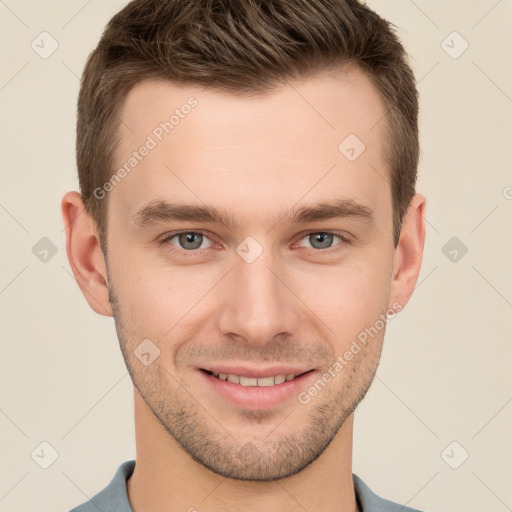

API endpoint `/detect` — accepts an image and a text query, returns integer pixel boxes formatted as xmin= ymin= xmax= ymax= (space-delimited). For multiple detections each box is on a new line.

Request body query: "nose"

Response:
xmin=217 ymin=249 xmax=300 ymax=348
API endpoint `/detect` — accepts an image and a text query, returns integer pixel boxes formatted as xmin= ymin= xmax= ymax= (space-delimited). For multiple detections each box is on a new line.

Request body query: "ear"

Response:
xmin=388 ymin=193 xmax=427 ymax=311
xmin=61 ymin=191 xmax=113 ymax=317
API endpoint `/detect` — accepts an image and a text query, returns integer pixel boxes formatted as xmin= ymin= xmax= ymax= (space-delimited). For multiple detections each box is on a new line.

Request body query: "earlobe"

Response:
xmin=61 ymin=191 xmax=113 ymax=317
xmin=388 ymin=193 xmax=427 ymax=311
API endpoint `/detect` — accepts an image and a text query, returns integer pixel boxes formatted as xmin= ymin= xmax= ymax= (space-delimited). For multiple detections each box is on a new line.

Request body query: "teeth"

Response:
xmin=240 ymin=376 xmax=258 ymax=386
xmin=227 ymin=373 xmax=239 ymax=384
xmin=274 ymin=374 xmax=286 ymax=384
xmin=211 ymin=372 xmax=299 ymax=386
xmin=256 ymin=376 xmax=275 ymax=387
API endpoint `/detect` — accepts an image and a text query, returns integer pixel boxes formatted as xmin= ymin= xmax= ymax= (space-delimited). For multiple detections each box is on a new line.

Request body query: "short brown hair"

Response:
xmin=76 ymin=0 xmax=419 ymax=250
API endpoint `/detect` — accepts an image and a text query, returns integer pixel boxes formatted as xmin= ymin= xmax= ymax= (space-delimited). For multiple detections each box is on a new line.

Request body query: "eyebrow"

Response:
xmin=132 ymin=198 xmax=374 ymax=230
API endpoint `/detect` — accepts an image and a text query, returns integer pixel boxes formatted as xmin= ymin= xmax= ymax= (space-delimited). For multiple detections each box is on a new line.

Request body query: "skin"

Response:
xmin=62 ymin=63 xmax=426 ymax=512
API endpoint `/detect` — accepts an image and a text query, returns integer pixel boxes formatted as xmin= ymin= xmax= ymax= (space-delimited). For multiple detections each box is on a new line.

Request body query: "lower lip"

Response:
xmin=198 ymin=369 xmax=317 ymax=410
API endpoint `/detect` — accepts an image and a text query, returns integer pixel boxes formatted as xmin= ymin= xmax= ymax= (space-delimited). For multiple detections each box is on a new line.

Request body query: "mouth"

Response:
xmin=200 ymin=368 xmax=313 ymax=387
xmin=196 ymin=360 xmax=321 ymax=410
xmin=197 ymin=366 xmax=318 ymax=409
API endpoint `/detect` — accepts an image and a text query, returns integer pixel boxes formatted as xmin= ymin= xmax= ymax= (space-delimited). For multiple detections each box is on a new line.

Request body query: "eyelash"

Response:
xmin=159 ymin=230 xmax=350 ymax=256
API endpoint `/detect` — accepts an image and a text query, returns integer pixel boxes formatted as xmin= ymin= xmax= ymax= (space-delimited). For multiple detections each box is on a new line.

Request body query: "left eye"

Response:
xmin=161 ymin=231 xmax=346 ymax=252
xmin=296 ymin=232 xmax=345 ymax=250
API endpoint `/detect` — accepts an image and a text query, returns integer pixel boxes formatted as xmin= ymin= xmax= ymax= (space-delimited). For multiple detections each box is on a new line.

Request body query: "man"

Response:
xmin=62 ymin=0 xmax=427 ymax=510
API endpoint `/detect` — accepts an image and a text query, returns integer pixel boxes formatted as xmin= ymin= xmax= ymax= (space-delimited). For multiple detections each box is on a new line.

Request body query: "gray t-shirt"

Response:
xmin=69 ymin=460 xmax=427 ymax=512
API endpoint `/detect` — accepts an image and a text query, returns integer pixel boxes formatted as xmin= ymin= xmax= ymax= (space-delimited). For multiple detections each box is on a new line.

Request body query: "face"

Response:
xmin=104 ymin=65 xmax=401 ymax=481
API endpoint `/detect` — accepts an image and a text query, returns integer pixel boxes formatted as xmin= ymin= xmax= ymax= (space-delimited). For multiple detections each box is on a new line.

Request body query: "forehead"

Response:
xmin=111 ymin=65 xmax=391 ymax=228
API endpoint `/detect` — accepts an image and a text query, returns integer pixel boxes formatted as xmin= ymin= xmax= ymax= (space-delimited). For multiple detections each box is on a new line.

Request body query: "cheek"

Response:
xmin=112 ymin=255 xmax=218 ymax=341
xmin=294 ymin=256 xmax=393 ymax=342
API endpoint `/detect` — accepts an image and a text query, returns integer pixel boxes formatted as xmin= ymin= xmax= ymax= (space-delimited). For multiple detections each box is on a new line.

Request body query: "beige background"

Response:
xmin=1 ymin=1 xmax=511 ymax=511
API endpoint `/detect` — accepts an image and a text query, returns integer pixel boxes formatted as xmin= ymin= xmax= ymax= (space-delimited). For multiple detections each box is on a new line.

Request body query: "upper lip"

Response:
xmin=200 ymin=365 xmax=314 ymax=379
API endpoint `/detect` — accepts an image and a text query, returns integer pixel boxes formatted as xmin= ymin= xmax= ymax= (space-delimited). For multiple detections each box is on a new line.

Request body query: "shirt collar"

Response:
xmin=72 ymin=459 xmax=421 ymax=512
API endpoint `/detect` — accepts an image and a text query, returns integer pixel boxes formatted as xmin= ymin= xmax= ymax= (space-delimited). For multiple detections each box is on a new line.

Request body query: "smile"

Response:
xmin=202 ymin=369 xmax=309 ymax=386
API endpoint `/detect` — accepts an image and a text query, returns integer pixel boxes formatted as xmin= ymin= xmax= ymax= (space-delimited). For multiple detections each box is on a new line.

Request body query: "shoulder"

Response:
xmin=353 ymin=473 xmax=430 ymax=512
xmin=68 ymin=460 xmax=135 ymax=512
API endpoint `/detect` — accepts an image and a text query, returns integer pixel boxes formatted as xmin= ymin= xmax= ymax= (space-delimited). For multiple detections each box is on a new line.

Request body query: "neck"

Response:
xmin=127 ymin=389 xmax=358 ymax=512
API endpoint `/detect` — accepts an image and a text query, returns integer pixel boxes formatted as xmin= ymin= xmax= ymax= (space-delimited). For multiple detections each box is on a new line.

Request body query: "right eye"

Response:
xmin=160 ymin=230 xmax=217 ymax=253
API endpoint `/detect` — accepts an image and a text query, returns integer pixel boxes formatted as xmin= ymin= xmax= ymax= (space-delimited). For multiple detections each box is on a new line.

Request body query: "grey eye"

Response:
xmin=176 ymin=232 xmax=206 ymax=250
xmin=307 ymin=233 xmax=336 ymax=250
